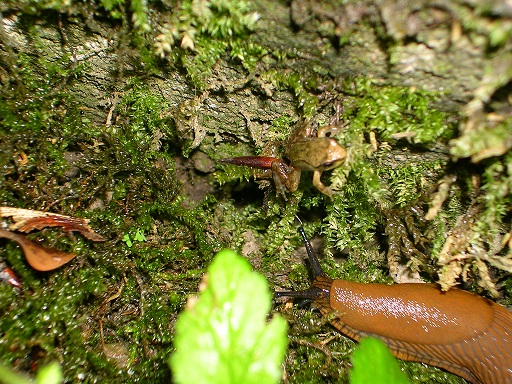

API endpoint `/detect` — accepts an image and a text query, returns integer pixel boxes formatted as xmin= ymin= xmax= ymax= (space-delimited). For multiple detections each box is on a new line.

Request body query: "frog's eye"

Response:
xmin=324 ymin=158 xmax=345 ymax=166
xmin=322 ymin=158 xmax=345 ymax=170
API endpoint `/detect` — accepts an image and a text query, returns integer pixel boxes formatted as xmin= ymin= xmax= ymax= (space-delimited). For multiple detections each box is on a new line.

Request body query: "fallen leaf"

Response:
xmin=0 ymin=207 xmax=105 ymax=241
xmin=0 ymin=229 xmax=76 ymax=271
xmin=0 ymin=263 xmax=22 ymax=289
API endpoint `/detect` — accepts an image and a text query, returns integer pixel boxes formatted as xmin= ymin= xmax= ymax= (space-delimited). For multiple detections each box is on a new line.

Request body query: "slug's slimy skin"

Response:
xmin=277 ymin=228 xmax=512 ymax=384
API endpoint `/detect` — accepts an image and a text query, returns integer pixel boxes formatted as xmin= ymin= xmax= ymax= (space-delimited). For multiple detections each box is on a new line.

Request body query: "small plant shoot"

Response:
xmin=350 ymin=338 xmax=410 ymax=384
xmin=170 ymin=250 xmax=287 ymax=384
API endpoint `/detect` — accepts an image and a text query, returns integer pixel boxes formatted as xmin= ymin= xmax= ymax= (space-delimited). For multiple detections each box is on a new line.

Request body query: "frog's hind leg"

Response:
xmin=271 ymin=160 xmax=301 ymax=199
xmin=218 ymin=156 xmax=278 ymax=169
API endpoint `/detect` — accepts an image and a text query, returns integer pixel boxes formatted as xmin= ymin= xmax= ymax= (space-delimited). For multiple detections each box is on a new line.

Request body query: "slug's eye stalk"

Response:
xmin=274 ymin=227 xmax=332 ymax=303
xmin=296 ymin=226 xmax=326 ymax=280
xmin=274 ymin=286 xmax=326 ymax=302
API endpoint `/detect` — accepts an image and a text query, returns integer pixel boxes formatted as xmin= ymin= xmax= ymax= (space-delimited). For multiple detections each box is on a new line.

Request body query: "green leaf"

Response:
xmin=170 ymin=250 xmax=287 ymax=384
xmin=350 ymin=337 xmax=410 ymax=384
xmin=0 ymin=362 xmax=32 ymax=384
xmin=122 ymin=233 xmax=132 ymax=247
xmin=0 ymin=361 xmax=61 ymax=384
xmin=133 ymin=229 xmax=146 ymax=242
xmin=36 ymin=362 xmax=62 ymax=384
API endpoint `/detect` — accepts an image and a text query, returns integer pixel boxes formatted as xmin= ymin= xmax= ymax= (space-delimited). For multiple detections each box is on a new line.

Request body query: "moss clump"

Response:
xmin=0 ymin=47 xmax=226 ymax=382
xmin=154 ymin=0 xmax=263 ymax=88
xmin=338 ymin=77 xmax=455 ymax=145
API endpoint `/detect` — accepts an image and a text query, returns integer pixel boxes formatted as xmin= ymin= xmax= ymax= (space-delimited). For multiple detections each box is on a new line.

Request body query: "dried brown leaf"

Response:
xmin=0 ymin=207 xmax=105 ymax=241
xmin=0 ymin=229 xmax=76 ymax=271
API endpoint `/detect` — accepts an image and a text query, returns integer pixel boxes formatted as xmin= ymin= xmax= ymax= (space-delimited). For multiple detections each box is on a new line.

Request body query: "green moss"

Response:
xmin=214 ymin=162 xmax=254 ymax=188
xmin=278 ymin=306 xmax=351 ymax=383
xmin=154 ymin=0 xmax=262 ymax=88
xmin=265 ymin=70 xmax=319 ymax=117
xmin=451 ymin=117 xmax=512 ymax=161
xmin=0 ymin=53 xmax=88 ymax=133
xmin=325 ymin=175 xmax=381 ymax=258
xmin=0 ymin=42 xmax=226 ymax=382
xmin=268 ymin=115 xmax=295 ymax=142
xmin=3 ymin=0 xmax=265 ymax=83
xmin=381 ymin=158 xmax=446 ymax=208
xmin=341 ymin=78 xmax=455 ymax=145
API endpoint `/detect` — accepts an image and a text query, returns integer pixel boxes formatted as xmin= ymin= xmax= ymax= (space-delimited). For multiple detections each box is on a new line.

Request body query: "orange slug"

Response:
xmin=276 ymin=227 xmax=512 ymax=384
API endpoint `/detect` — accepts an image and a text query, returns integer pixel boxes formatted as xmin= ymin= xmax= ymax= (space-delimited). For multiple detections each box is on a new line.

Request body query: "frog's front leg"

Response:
xmin=312 ymin=170 xmax=334 ymax=198
xmin=271 ymin=160 xmax=301 ymax=199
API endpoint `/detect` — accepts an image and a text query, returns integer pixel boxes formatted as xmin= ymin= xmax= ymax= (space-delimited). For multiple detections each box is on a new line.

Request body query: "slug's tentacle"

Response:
xmin=297 ymin=227 xmax=325 ymax=279
xmin=277 ymin=227 xmax=512 ymax=384
xmin=275 ymin=227 xmax=331 ymax=303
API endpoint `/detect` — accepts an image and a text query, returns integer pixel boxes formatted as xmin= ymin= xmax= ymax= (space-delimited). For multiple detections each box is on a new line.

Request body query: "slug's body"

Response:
xmin=277 ymin=228 xmax=512 ymax=384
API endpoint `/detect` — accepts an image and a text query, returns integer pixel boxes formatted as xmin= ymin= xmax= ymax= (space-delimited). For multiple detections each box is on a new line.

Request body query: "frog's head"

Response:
xmin=319 ymin=139 xmax=346 ymax=171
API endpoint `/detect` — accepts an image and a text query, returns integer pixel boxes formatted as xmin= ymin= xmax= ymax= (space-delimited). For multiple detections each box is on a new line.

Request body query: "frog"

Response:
xmin=219 ymin=119 xmax=346 ymax=199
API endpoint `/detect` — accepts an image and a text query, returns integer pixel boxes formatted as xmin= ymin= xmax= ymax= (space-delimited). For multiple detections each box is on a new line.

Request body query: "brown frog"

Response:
xmin=219 ymin=119 xmax=346 ymax=198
